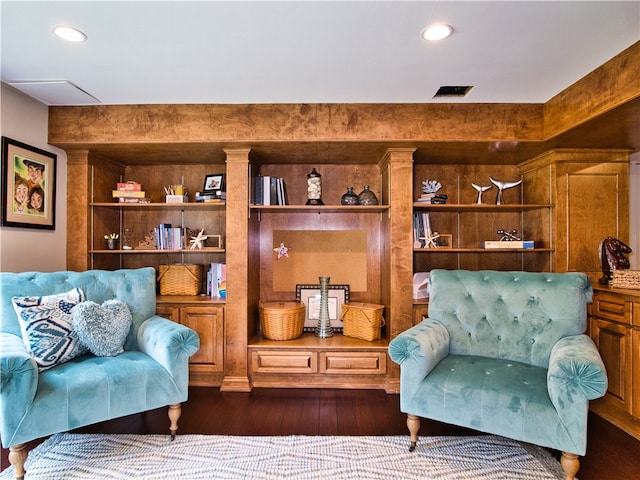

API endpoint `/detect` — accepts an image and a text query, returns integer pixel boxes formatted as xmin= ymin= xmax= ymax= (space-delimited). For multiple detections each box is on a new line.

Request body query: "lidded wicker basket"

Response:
xmin=341 ymin=302 xmax=385 ymax=341
xmin=612 ymin=270 xmax=640 ymax=290
xmin=157 ymin=264 xmax=203 ymax=295
xmin=259 ymin=301 xmax=305 ymax=340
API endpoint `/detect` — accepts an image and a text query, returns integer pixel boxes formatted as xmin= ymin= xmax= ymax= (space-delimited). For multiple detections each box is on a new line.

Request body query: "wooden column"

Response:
xmin=66 ymin=149 xmax=91 ymax=271
xmin=380 ymin=148 xmax=415 ymax=393
xmin=221 ymin=148 xmax=253 ymax=391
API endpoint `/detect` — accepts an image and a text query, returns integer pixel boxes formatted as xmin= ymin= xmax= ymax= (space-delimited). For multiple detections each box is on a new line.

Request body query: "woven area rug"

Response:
xmin=0 ymin=433 xmax=564 ymax=479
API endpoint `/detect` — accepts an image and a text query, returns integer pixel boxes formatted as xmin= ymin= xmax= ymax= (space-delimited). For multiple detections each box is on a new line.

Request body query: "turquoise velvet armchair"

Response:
xmin=0 ymin=268 xmax=200 ymax=479
xmin=389 ymin=270 xmax=607 ymax=480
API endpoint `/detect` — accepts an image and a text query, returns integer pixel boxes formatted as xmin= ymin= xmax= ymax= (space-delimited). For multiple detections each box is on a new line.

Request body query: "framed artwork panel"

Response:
xmin=1 ymin=136 xmax=56 ymax=229
xmin=296 ymin=284 xmax=350 ymax=331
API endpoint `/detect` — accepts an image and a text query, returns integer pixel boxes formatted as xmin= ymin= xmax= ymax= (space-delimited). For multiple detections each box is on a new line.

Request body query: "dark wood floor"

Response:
xmin=3 ymin=388 xmax=639 ymax=479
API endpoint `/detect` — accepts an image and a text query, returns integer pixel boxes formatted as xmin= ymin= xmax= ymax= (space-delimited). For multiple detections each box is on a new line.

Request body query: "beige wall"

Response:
xmin=0 ymin=83 xmax=68 ymax=273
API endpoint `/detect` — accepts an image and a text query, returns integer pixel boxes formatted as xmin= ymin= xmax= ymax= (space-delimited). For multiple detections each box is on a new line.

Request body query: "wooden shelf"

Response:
xmin=413 ymin=248 xmax=553 ymax=253
xmin=91 ymin=202 xmax=225 ymax=209
xmin=91 ymin=248 xmax=225 ymax=254
xmin=157 ymin=294 xmax=225 ymax=304
xmin=250 ymin=204 xmax=389 ymax=213
xmin=249 ymin=332 xmax=388 ymax=349
xmin=413 ymin=203 xmax=553 ymax=211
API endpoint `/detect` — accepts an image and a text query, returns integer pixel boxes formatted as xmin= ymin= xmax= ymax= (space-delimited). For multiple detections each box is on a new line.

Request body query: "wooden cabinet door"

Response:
xmin=180 ymin=306 xmax=224 ymax=372
xmin=156 ymin=304 xmax=180 ymax=323
xmin=591 ymin=317 xmax=633 ymax=414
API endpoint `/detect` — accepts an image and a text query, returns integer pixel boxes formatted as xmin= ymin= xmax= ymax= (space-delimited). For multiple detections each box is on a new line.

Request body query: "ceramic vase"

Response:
xmin=315 ymin=276 xmax=333 ymax=338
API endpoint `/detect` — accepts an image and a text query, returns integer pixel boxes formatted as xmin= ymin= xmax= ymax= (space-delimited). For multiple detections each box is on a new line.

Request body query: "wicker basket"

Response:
xmin=341 ymin=302 xmax=385 ymax=341
xmin=157 ymin=264 xmax=203 ymax=295
xmin=612 ymin=270 xmax=640 ymax=290
xmin=259 ymin=301 xmax=305 ymax=340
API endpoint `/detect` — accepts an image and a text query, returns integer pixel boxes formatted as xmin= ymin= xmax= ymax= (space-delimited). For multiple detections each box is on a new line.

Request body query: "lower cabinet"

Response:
xmin=588 ymin=287 xmax=640 ymax=441
xmin=413 ymin=301 xmax=429 ymax=326
xmin=248 ymin=333 xmax=388 ymax=389
xmin=156 ymin=299 xmax=224 ymax=387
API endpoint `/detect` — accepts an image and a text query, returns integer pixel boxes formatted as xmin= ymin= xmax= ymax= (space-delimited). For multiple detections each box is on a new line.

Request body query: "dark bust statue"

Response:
xmin=599 ymin=236 xmax=632 ymax=284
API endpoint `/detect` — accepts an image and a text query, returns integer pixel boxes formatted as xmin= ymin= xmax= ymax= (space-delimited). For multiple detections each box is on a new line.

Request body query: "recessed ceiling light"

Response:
xmin=53 ymin=25 xmax=87 ymax=42
xmin=421 ymin=24 xmax=453 ymax=41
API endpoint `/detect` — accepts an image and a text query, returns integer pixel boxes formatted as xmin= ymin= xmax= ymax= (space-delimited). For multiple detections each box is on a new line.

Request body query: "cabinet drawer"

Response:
xmin=251 ymin=350 xmax=318 ymax=373
xmin=321 ymin=351 xmax=387 ymax=375
xmin=593 ymin=293 xmax=631 ymax=324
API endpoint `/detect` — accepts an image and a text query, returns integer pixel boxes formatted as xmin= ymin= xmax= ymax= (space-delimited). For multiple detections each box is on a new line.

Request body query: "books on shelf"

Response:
xmin=153 ymin=224 xmax=185 ymax=250
xmin=195 ymin=191 xmax=226 ymax=203
xmin=112 ymin=190 xmax=146 ymax=198
xmin=482 ymin=240 xmax=534 ymax=249
xmin=413 ymin=212 xmax=435 ymax=248
xmin=207 ymin=262 xmax=227 ymax=297
xmin=416 ymin=193 xmax=448 ymax=204
xmin=253 ymin=175 xmax=289 ymax=205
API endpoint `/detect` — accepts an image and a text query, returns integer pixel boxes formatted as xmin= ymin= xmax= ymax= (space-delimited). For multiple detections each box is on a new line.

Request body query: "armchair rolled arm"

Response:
xmin=548 ymin=334 xmax=608 ymax=410
xmin=1 ymin=333 xmax=38 ymax=445
xmin=389 ymin=319 xmax=450 ymax=388
xmin=137 ymin=316 xmax=200 ymax=377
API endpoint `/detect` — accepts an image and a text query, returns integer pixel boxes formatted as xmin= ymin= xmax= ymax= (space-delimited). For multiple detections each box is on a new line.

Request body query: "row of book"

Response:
xmin=207 ymin=262 xmax=227 ymax=297
xmin=253 ymin=176 xmax=289 ymax=205
xmin=153 ymin=224 xmax=185 ymax=250
xmin=413 ymin=212 xmax=435 ymax=248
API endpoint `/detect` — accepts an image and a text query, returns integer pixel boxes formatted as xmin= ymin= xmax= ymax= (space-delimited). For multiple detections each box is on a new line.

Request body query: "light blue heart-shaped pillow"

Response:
xmin=72 ymin=300 xmax=132 ymax=357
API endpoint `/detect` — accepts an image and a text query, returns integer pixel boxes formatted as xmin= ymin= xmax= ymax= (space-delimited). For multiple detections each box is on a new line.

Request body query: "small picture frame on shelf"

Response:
xmin=296 ymin=283 xmax=350 ymax=331
xmin=435 ymin=233 xmax=453 ymax=248
xmin=202 ymin=173 xmax=225 ymax=195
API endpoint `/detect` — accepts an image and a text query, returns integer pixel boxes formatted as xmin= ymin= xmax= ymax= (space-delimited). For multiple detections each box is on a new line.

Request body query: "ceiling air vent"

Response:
xmin=433 ymin=86 xmax=473 ymax=98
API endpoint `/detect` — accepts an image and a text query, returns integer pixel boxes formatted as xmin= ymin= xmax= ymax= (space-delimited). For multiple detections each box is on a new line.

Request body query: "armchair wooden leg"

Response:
xmin=560 ymin=452 xmax=580 ymax=480
xmin=407 ymin=414 xmax=420 ymax=452
xmin=9 ymin=443 xmax=28 ymax=480
xmin=168 ymin=403 xmax=181 ymax=441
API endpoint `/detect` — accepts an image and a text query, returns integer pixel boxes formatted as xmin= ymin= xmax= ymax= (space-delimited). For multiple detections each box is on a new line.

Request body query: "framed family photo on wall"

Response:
xmin=1 ymin=137 xmax=57 ymax=229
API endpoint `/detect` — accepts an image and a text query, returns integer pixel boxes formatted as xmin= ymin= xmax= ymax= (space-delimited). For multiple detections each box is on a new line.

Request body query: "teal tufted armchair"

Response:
xmin=0 ymin=268 xmax=200 ymax=479
xmin=389 ymin=270 xmax=607 ymax=480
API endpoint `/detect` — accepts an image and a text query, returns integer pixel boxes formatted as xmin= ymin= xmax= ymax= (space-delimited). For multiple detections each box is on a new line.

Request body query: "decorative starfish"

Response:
xmin=189 ymin=228 xmax=207 ymax=250
xmin=489 ymin=177 xmax=522 ymax=205
xmin=274 ymin=242 xmax=290 ymax=259
xmin=471 ymin=183 xmax=492 ymax=204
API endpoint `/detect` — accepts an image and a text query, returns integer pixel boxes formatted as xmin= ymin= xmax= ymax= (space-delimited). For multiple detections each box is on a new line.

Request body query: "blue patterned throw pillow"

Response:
xmin=12 ymin=288 xmax=88 ymax=371
xmin=71 ymin=300 xmax=132 ymax=357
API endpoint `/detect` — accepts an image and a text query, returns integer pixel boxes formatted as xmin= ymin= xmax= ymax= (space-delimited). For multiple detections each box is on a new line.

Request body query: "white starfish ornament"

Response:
xmin=190 ymin=228 xmax=207 ymax=250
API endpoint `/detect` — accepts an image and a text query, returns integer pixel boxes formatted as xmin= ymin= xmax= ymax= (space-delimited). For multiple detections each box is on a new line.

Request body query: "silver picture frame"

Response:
xmin=295 ymin=283 xmax=350 ymax=331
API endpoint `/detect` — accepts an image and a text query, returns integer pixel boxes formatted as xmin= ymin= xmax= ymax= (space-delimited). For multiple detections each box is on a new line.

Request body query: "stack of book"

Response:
xmin=195 ymin=191 xmax=226 ymax=203
xmin=206 ymin=262 xmax=227 ymax=297
xmin=482 ymin=240 xmax=534 ymax=249
xmin=112 ymin=182 xmax=150 ymax=203
xmin=253 ymin=176 xmax=288 ymax=205
xmin=153 ymin=223 xmax=185 ymax=250
xmin=416 ymin=192 xmax=448 ymax=204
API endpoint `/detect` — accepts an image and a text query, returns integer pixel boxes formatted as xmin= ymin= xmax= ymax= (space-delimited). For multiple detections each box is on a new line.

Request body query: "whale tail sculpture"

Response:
xmin=489 ymin=176 xmax=522 ymax=205
xmin=471 ymin=183 xmax=492 ymax=204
